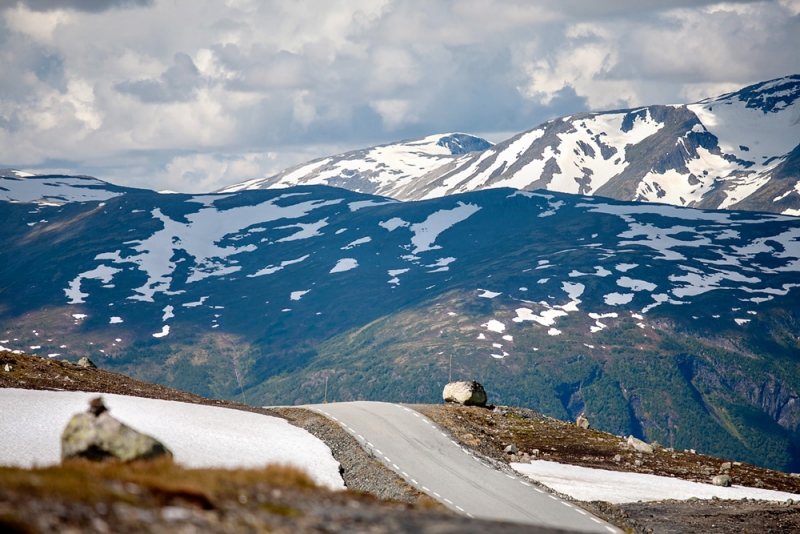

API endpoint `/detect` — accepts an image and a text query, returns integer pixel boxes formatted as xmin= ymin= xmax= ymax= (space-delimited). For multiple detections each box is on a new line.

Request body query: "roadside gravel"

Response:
xmin=272 ymin=407 xmax=436 ymax=506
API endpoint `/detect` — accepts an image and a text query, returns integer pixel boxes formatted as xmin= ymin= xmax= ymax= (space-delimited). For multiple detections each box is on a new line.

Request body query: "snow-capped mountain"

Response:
xmin=3 ymin=173 xmax=800 ymax=470
xmin=217 ymin=133 xmax=493 ymax=197
xmin=222 ymin=76 xmax=800 ymax=215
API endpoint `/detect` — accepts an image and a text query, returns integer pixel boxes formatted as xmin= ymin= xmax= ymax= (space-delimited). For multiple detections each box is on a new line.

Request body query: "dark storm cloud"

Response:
xmin=13 ymin=0 xmax=153 ymax=12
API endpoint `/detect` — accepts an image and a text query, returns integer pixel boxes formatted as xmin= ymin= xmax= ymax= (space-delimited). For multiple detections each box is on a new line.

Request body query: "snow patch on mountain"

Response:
xmin=0 ymin=175 xmax=122 ymax=204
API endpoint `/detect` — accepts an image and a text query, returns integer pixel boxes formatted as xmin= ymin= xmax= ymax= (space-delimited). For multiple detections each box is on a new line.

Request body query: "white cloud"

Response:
xmin=3 ymin=5 xmax=73 ymax=45
xmin=0 ymin=0 xmax=797 ymax=192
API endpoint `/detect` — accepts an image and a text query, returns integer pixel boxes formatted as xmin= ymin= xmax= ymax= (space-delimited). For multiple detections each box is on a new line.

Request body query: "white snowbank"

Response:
xmin=0 ymin=389 xmax=344 ymax=490
xmin=512 ymin=460 xmax=798 ymax=504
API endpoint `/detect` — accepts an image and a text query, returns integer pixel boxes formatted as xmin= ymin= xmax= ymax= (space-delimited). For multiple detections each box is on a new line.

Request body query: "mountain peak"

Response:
xmin=220 ymin=76 xmax=800 ymax=216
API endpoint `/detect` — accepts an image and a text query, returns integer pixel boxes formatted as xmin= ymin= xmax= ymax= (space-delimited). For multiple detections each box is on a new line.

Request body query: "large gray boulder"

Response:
xmin=61 ymin=397 xmax=172 ymax=462
xmin=576 ymin=413 xmax=590 ymax=429
xmin=627 ymin=435 xmax=654 ymax=454
xmin=443 ymin=381 xmax=487 ymax=407
xmin=712 ymin=474 xmax=732 ymax=487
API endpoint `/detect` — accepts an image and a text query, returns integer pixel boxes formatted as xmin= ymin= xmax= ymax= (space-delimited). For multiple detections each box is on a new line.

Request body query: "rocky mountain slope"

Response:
xmin=2 ymin=173 xmax=800 ymax=471
xmin=220 ymin=75 xmax=800 ymax=215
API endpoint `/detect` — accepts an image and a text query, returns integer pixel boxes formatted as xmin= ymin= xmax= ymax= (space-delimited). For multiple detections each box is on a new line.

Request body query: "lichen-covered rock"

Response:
xmin=77 ymin=357 xmax=97 ymax=369
xmin=627 ymin=435 xmax=654 ymax=454
xmin=61 ymin=397 xmax=172 ymax=462
xmin=576 ymin=414 xmax=590 ymax=429
xmin=442 ymin=381 xmax=487 ymax=407
xmin=713 ymin=474 xmax=732 ymax=487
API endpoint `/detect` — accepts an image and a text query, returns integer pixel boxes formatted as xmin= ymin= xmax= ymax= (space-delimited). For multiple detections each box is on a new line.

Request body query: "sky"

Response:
xmin=1 ymin=0 xmax=799 ymax=193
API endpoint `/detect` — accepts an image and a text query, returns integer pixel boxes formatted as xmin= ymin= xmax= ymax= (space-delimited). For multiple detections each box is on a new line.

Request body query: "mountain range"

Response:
xmin=2 ymin=167 xmax=800 ymax=472
xmin=220 ymin=75 xmax=800 ymax=216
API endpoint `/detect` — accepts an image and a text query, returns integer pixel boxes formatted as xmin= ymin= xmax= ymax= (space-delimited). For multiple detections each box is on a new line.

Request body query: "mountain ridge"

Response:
xmin=219 ymin=75 xmax=800 ymax=216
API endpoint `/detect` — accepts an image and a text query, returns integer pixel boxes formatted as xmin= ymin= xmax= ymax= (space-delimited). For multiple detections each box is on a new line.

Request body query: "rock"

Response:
xmin=613 ymin=454 xmax=623 ymax=463
xmin=77 ymin=357 xmax=97 ymax=369
xmin=531 ymin=449 xmax=540 ymax=457
xmin=3 ymin=363 xmax=10 ymax=372
xmin=61 ymin=397 xmax=172 ymax=462
xmin=442 ymin=381 xmax=487 ymax=407
xmin=576 ymin=413 xmax=590 ymax=429
xmin=712 ymin=474 xmax=732 ymax=487
xmin=720 ymin=462 xmax=732 ymax=471
xmin=627 ymin=435 xmax=654 ymax=454
xmin=634 ymin=460 xmax=643 ymax=467
xmin=504 ymin=444 xmax=518 ymax=454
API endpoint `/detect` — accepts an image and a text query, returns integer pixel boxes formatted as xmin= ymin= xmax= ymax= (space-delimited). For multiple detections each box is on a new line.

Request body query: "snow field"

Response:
xmin=0 ymin=389 xmax=344 ymax=490
xmin=512 ymin=460 xmax=798 ymax=504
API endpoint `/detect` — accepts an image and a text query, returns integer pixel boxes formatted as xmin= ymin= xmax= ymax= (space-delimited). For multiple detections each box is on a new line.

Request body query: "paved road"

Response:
xmin=307 ymin=401 xmax=619 ymax=533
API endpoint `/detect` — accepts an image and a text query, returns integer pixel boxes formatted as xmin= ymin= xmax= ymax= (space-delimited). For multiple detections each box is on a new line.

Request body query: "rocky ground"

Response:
xmin=0 ymin=351 xmax=579 ymax=533
xmin=415 ymin=403 xmax=800 ymax=533
xmin=0 ymin=459 xmax=578 ymax=534
xmin=4 ymin=350 xmax=800 ymax=533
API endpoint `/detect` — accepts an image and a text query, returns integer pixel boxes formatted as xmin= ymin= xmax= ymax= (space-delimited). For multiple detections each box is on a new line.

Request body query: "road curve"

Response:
xmin=307 ymin=401 xmax=620 ymax=533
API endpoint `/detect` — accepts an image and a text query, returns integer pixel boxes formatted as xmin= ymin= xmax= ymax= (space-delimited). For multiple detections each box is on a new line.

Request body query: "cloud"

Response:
xmin=0 ymin=0 xmax=798 ymax=193
xmin=116 ymin=53 xmax=202 ymax=103
xmin=14 ymin=0 xmax=153 ymax=13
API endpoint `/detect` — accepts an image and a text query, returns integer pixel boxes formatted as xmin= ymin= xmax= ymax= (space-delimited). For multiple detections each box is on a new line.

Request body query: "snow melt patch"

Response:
xmin=513 ymin=282 xmax=585 ymax=327
xmin=604 ymin=293 xmax=634 ymax=305
xmin=183 ymin=296 xmax=209 ymax=308
xmin=341 ymin=237 xmax=371 ymax=250
xmin=290 ymin=290 xmax=310 ymax=301
xmin=96 ymin=195 xmax=342 ymax=302
xmin=409 ymin=202 xmax=481 ymax=254
xmin=0 ymin=176 xmax=122 ymax=203
xmin=512 ymin=461 xmax=798 ymax=504
xmin=617 ymin=277 xmax=657 ymax=292
xmin=483 ymin=320 xmax=506 ymax=333
xmin=0 ymin=389 xmax=344 ymax=490
xmin=248 ymin=255 xmax=309 ymax=277
xmin=152 ymin=325 xmax=170 ymax=338
xmin=65 ymin=265 xmax=121 ymax=304
xmin=478 ymin=289 xmax=501 ymax=299
xmin=379 ymin=217 xmax=409 ymax=231
xmin=330 ymin=258 xmax=358 ymax=273
xmin=109 ymin=317 xmax=123 ymax=324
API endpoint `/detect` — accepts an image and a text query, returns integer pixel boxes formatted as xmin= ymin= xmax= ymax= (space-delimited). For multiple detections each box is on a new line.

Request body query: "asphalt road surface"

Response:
xmin=307 ymin=401 xmax=620 ymax=533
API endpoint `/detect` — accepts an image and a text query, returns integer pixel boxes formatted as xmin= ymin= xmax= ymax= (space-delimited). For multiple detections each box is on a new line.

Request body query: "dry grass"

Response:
xmin=0 ymin=458 xmax=316 ymax=507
